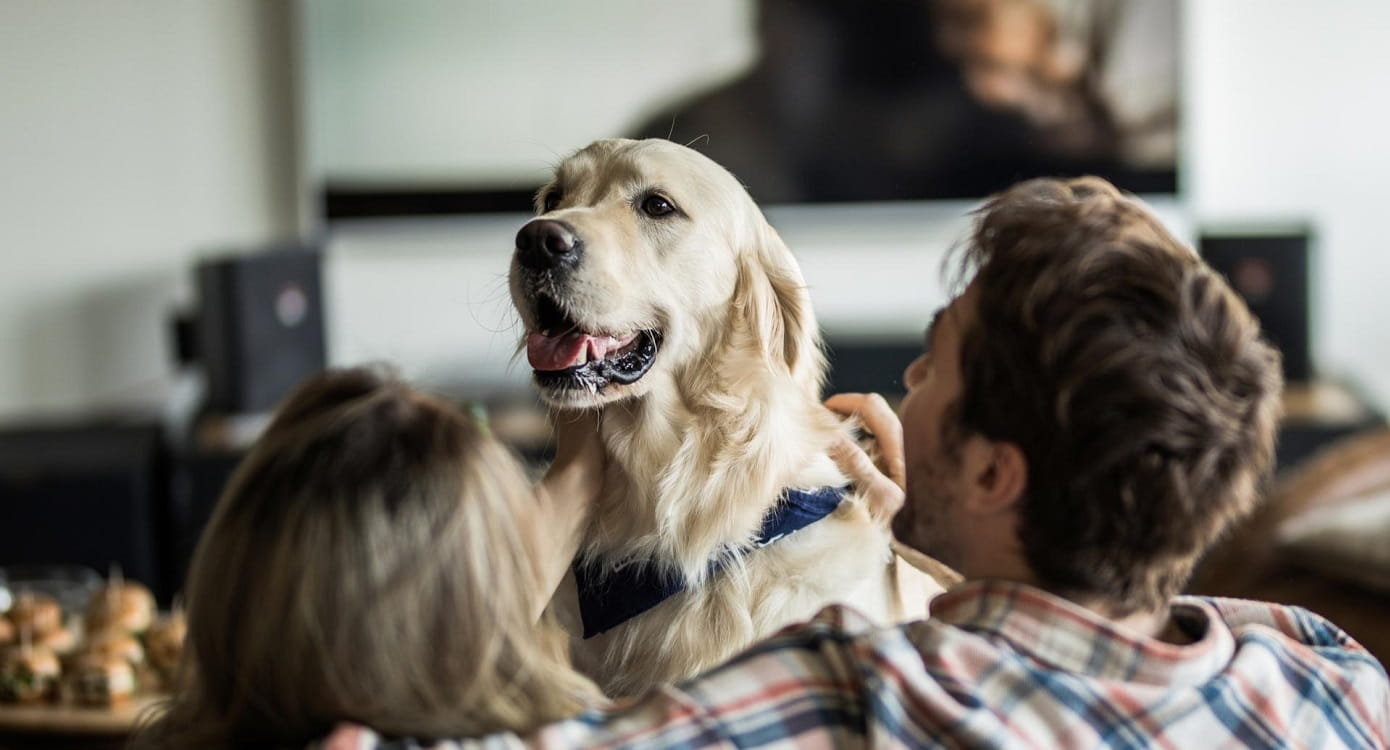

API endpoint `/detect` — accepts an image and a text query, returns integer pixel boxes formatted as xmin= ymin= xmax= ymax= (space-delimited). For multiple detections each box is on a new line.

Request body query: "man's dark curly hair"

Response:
xmin=951 ymin=177 xmax=1284 ymax=615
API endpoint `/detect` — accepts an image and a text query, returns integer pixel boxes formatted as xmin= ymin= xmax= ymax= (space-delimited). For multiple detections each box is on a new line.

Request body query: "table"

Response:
xmin=0 ymin=696 xmax=162 ymax=750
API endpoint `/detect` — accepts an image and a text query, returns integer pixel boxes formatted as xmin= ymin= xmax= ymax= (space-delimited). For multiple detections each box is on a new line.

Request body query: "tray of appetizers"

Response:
xmin=0 ymin=567 xmax=183 ymax=733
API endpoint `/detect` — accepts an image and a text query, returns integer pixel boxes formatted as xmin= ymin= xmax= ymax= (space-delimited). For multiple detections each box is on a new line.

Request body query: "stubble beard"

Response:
xmin=894 ymin=456 xmax=964 ymax=572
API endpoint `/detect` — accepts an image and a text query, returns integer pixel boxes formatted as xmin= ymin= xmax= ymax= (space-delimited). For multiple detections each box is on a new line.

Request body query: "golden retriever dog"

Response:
xmin=511 ymin=138 xmax=950 ymax=696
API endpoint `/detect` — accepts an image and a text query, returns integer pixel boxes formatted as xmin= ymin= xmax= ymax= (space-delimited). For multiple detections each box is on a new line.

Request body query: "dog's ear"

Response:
xmin=735 ymin=220 xmax=826 ymax=395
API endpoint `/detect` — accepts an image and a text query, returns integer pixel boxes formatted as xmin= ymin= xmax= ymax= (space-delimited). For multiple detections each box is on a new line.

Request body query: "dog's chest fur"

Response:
xmin=554 ymin=383 xmax=916 ymax=697
xmin=557 ymin=493 xmax=900 ymax=697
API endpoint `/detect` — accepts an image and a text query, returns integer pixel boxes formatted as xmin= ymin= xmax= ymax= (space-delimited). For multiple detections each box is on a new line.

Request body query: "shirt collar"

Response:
xmin=927 ymin=579 xmax=1235 ymax=686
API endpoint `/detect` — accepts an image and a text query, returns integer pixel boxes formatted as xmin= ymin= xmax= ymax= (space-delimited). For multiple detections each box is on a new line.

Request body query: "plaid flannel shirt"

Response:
xmin=321 ymin=580 xmax=1390 ymax=749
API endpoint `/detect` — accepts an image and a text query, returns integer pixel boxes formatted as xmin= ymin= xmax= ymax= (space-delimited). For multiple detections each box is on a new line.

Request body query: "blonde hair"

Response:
xmin=135 ymin=367 xmax=597 ymax=748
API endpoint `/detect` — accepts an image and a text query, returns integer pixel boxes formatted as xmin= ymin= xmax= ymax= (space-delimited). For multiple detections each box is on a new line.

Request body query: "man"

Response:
xmin=329 ymin=177 xmax=1390 ymax=748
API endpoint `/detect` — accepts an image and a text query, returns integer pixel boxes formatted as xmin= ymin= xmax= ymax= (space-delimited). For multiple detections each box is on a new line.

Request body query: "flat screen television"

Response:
xmin=302 ymin=0 xmax=1179 ymax=220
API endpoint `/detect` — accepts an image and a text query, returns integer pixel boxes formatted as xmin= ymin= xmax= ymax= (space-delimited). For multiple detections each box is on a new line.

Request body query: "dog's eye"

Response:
xmin=640 ymin=195 xmax=677 ymax=217
xmin=542 ymin=190 xmax=562 ymax=213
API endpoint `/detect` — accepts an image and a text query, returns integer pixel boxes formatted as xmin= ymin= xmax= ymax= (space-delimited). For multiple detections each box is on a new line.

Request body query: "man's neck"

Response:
xmin=1071 ymin=595 xmax=1193 ymax=646
xmin=961 ymin=560 xmax=1193 ymax=645
xmin=959 ymin=544 xmax=1194 ymax=646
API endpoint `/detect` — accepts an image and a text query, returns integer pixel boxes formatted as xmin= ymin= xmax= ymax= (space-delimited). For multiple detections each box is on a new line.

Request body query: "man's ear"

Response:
xmin=963 ymin=439 xmax=1027 ymax=514
xmin=734 ymin=220 xmax=826 ymax=396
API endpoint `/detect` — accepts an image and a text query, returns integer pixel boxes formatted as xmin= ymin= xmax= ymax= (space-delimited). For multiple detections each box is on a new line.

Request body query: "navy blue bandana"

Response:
xmin=573 ymin=485 xmax=848 ymax=638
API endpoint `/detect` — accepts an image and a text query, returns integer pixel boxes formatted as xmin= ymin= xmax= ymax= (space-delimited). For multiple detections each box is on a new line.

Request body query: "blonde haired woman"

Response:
xmin=133 ymin=366 xmax=602 ymax=748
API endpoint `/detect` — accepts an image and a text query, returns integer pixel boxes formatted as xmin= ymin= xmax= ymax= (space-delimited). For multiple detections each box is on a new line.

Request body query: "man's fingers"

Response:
xmin=823 ymin=392 xmax=857 ymax=413
xmin=829 ymin=436 xmax=904 ymax=524
xmin=824 ymin=392 xmax=871 ymax=419
xmin=828 ymin=435 xmax=876 ymax=482
xmin=825 ymin=392 xmax=906 ymax=488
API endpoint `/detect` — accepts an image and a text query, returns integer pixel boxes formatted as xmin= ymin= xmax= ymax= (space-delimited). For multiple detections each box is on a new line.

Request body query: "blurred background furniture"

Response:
xmin=0 ymin=422 xmax=169 ymax=599
xmin=1191 ymin=424 xmax=1390 ymax=666
xmin=0 ymin=699 xmax=154 ymax=750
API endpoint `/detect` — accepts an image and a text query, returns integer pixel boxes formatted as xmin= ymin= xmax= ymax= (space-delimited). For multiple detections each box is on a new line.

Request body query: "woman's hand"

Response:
xmin=544 ymin=407 xmax=607 ymax=505
xmin=824 ymin=393 xmax=905 ymax=525
xmin=533 ymin=409 xmax=606 ymax=617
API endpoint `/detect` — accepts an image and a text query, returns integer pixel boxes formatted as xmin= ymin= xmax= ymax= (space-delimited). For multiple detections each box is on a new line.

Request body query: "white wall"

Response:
xmin=0 ymin=0 xmax=296 ymax=420
xmin=1185 ymin=0 xmax=1390 ymax=405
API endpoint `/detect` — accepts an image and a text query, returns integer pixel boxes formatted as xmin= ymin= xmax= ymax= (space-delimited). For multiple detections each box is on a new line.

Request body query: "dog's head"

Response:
xmin=511 ymin=139 xmax=823 ymax=409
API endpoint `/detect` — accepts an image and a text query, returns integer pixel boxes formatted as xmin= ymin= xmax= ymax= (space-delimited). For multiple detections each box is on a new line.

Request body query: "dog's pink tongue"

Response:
xmin=526 ymin=331 xmax=633 ymax=371
xmin=527 ymin=331 xmax=589 ymax=371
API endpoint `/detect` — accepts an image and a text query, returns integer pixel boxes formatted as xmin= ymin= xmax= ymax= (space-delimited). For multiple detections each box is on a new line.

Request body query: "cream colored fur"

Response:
xmin=512 ymin=139 xmax=946 ymax=696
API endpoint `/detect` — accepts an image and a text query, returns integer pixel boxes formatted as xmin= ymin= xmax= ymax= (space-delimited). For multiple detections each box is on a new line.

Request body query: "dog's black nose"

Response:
xmin=516 ymin=219 xmax=582 ymax=270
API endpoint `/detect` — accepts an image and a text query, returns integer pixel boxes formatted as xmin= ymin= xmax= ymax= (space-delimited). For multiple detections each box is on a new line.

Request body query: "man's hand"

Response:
xmin=825 ymin=393 xmax=905 ymax=524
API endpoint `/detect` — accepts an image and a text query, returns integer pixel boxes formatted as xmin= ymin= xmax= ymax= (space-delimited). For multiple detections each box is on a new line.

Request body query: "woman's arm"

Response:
xmin=531 ymin=409 xmax=606 ymax=618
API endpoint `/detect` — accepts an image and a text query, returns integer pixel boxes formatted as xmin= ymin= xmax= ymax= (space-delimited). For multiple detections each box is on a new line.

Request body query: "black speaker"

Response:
xmin=197 ymin=245 xmax=327 ymax=413
xmin=1200 ymin=231 xmax=1313 ymax=383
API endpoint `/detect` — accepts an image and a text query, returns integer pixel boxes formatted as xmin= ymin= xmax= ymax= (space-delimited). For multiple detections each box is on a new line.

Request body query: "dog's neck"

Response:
xmin=583 ymin=348 xmax=845 ymax=584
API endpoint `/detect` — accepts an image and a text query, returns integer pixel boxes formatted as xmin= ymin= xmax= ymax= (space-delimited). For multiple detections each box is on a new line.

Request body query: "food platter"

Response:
xmin=0 ymin=566 xmax=181 ymax=741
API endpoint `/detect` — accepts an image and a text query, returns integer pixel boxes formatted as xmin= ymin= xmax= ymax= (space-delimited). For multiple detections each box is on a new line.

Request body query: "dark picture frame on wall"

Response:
xmin=305 ymin=0 xmax=1179 ymax=220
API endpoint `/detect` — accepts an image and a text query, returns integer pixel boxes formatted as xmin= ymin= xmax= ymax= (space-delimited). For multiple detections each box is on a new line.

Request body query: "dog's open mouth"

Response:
xmin=525 ymin=294 xmax=662 ymax=390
